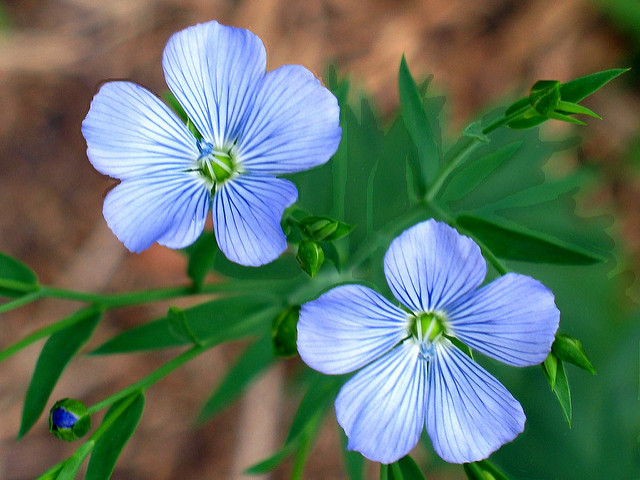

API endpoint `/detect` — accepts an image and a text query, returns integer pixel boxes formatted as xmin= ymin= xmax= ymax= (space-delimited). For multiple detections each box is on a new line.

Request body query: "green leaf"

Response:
xmin=399 ymin=56 xmax=440 ymax=190
xmin=555 ymin=100 xmax=602 ymax=119
xmin=550 ymin=359 xmax=572 ymax=426
xmin=19 ymin=308 xmax=102 ymax=438
xmin=167 ymin=306 xmax=202 ymax=346
xmin=552 ymin=334 xmax=596 ymax=374
xmin=340 ymin=429 xmax=364 ymax=480
xmin=56 ymin=442 xmax=94 ymax=480
xmin=244 ymin=441 xmax=298 ymax=474
xmin=197 ymin=334 xmax=275 ymax=422
xmin=271 ymin=306 xmax=299 ymax=358
xmin=91 ymin=295 xmax=278 ymax=354
xmin=529 ymin=80 xmax=561 ymax=115
xmin=440 ymin=142 xmax=523 ymax=203
xmin=185 ymin=232 xmax=216 ymax=290
xmin=0 ymin=251 xmax=39 ymax=297
xmin=457 ymin=214 xmax=606 ymax=264
xmin=504 ymin=97 xmax=530 ymax=117
xmin=543 ymin=352 xmax=558 ymax=389
xmin=285 ymin=373 xmax=343 ymax=444
xmin=296 ymin=241 xmax=325 ymax=278
xmin=464 ymin=459 xmax=511 ymax=480
xmin=547 ymin=111 xmax=586 ymax=126
xmin=389 ymin=456 xmax=425 ymax=480
xmin=507 ymin=115 xmax=547 ymax=129
xmin=85 ymin=392 xmax=145 ymax=480
xmin=559 ymin=68 xmax=629 ymax=103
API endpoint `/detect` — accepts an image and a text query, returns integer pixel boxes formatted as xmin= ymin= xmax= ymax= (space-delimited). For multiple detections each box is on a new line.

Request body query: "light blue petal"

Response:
xmin=426 ymin=341 xmax=525 ymax=464
xmin=82 ymin=81 xmax=198 ymax=180
xmin=298 ymin=285 xmax=409 ymax=375
xmin=212 ymin=174 xmax=297 ymax=266
xmin=336 ymin=341 xmax=427 ymax=464
xmin=384 ymin=220 xmax=486 ymax=313
xmin=446 ymin=273 xmax=560 ymax=367
xmin=162 ymin=21 xmax=266 ymax=146
xmin=237 ymin=65 xmax=341 ymax=174
xmin=103 ymin=172 xmax=210 ymax=253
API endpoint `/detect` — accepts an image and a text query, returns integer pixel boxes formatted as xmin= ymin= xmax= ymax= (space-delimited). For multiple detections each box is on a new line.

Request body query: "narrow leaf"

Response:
xmin=0 ymin=251 xmax=39 ymax=297
xmin=167 ymin=306 xmax=202 ymax=346
xmin=556 ymin=100 xmax=602 ymax=119
xmin=91 ymin=295 xmax=278 ymax=354
xmin=197 ymin=334 xmax=275 ymax=422
xmin=551 ymin=359 xmax=572 ymax=426
xmin=547 ymin=111 xmax=586 ymax=126
xmin=340 ymin=429 xmax=364 ymax=480
xmin=185 ymin=232 xmax=216 ymax=290
xmin=399 ymin=56 xmax=440 ymax=188
xmin=507 ymin=115 xmax=547 ymax=129
xmin=56 ymin=442 xmax=94 ymax=480
xmin=244 ymin=441 xmax=298 ymax=475
xmin=543 ymin=352 xmax=559 ymax=390
xmin=85 ymin=392 xmax=145 ymax=480
xmin=19 ymin=308 xmax=102 ymax=438
xmin=457 ymin=214 xmax=606 ymax=264
xmin=560 ymin=68 xmax=629 ymax=103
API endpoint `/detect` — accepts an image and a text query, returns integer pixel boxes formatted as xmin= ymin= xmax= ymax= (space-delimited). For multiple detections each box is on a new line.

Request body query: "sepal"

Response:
xmin=49 ymin=398 xmax=91 ymax=442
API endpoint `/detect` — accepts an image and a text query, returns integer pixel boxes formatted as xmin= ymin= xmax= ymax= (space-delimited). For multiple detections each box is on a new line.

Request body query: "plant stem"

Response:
xmin=0 ymin=289 xmax=44 ymax=314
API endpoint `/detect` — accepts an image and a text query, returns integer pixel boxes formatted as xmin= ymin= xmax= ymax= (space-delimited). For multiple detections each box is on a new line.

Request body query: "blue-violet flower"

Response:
xmin=297 ymin=219 xmax=560 ymax=464
xmin=82 ymin=21 xmax=341 ymax=266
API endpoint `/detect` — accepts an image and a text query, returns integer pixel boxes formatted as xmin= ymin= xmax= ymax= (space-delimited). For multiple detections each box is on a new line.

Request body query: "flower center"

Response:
xmin=197 ymin=140 xmax=238 ymax=185
xmin=409 ymin=311 xmax=447 ymax=361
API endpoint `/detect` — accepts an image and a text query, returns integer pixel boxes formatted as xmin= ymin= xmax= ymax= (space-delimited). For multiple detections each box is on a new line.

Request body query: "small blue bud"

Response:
xmin=49 ymin=398 xmax=91 ymax=441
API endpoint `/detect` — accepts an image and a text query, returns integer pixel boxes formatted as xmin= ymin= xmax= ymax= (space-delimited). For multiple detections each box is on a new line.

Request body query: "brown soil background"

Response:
xmin=0 ymin=1 xmax=638 ymax=479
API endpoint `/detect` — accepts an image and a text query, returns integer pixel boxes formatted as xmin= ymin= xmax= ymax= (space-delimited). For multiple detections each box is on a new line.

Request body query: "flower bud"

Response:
xmin=49 ymin=398 xmax=91 ymax=441
xmin=529 ymin=80 xmax=561 ymax=116
xmin=296 ymin=241 xmax=325 ymax=277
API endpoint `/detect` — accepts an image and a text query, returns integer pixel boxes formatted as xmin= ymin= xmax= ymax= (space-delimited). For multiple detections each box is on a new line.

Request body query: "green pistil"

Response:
xmin=410 ymin=311 xmax=446 ymax=342
xmin=200 ymin=151 xmax=234 ymax=184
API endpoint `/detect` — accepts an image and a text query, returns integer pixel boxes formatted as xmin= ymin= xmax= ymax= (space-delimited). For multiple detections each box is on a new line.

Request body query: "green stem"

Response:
xmin=380 ymin=464 xmax=389 ymax=480
xmin=87 ymin=342 xmax=208 ymax=414
xmin=0 ymin=289 xmax=44 ymax=314
xmin=425 ymin=105 xmax=532 ymax=203
xmin=0 ymin=306 xmax=102 ymax=363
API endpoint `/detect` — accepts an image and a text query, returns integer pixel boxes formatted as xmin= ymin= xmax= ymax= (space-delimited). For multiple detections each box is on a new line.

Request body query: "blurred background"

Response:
xmin=0 ymin=0 xmax=639 ymax=478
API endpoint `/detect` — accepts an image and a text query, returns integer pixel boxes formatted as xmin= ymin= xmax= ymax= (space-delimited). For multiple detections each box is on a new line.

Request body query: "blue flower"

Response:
xmin=82 ymin=21 xmax=341 ymax=266
xmin=297 ymin=220 xmax=560 ymax=464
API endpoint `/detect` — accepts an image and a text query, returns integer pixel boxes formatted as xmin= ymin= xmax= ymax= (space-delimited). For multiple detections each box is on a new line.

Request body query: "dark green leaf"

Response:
xmin=91 ymin=295 xmax=278 ymax=354
xmin=547 ymin=111 xmax=586 ymax=126
xmin=457 ymin=215 xmax=606 ymax=264
xmin=556 ymin=100 xmax=601 ymax=119
xmin=399 ymin=56 xmax=440 ymax=189
xmin=271 ymin=306 xmax=299 ymax=358
xmin=552 ymin=334 xmax=596 ymax=374
xmin=560 ymin=68 xmax=629 ymax=103
xmin=85 ymin=392 xmax=145 ymax=480
xmin=551 ymin=359 xmax=572 ymax=426
xmin=197 ymin=334 xmax=275 ymax=422
xmin=440 ymin=142 xmax=522 ymax=203
xmin=167 ymin=306 xmax=202 ymax=346
xmin=19 ymin=308 xmax=102 ymax=438
xmin=389 ymin=456 xmax=425 ymax=480
xmin=185 ymin=232 xmax=216 ymax=290
xmin=340 ymin=429 xmax=364 ymax=480
xmin=504 ymin=97 xmax=530 ymax=116
xmin=0 ymin=251 xmax=39 ymax=297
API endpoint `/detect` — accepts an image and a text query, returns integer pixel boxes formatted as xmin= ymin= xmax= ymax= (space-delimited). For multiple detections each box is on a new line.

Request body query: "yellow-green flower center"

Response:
xmin=409 ymin=311 xmax=447 ymax=342
xmin=197 ymin=140 xmax=237 ymax=185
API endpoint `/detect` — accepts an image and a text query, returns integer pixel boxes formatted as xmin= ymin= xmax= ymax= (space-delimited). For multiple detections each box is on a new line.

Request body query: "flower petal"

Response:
xmin=446 ymin=273 xmax=560 ymax=367
xmin=237 ymin=65 xmax=341 ymax=174
xmin=426 ymin=341 xmax=525 ymax=464
xmin=82 ymin=81 xmax=198 ymax=180
xmin=336 ymin=341 xmax=427 ymax=464
xmin=162 ymin=21 xmax=266 ymax=146
xmin=298 ymin=285 xmax=409 ymax=375
xmin=384 ymin=220 xmax=486 ymax=312
xmin=103 ymin=172 xmax=210 ymax=253
xmin=212 ymin=174 xmax=297 ymax=266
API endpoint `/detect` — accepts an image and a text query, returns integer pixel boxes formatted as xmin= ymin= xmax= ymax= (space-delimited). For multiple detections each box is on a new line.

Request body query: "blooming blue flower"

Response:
xmin=82 ymin=21 xmax=341 ymax=266
xmin=297 ymin=219 xmax=560 ymax=464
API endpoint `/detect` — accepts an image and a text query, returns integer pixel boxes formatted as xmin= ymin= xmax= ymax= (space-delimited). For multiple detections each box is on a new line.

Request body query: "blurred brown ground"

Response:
xmin=0 ymin=1 xmax=638 ymax=479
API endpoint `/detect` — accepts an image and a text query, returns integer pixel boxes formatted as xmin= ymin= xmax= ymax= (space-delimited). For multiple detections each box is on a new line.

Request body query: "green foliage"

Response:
xmin=85 ymin=392 xmax=145 ymax=480
xmin=0 ymin=251 xmax=39 ymax=297
xmin=49 ymin=398 xmax=91 ymax=442
xmin=463 ymin=459 xmax=510 ymax=480
xmin=388 ymin=456 xmax=426 ymax=480
xmin=271 ymin=306 xmax=300 ymax=358
xmin=296 ymin=241 xmax=325 ymax=277
xmin=20 ymin=308 xmax=102 ymax=438
xmin=543 ymin=354 xmax=572 ymax=426
xmin=552 ymin=334 xmax=596 ymax=374
xmin=91 ymin=294 xmax=279 ymax=354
